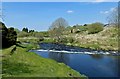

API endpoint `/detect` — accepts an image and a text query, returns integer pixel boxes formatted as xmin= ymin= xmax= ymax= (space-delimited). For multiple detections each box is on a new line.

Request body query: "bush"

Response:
xmin=87 ymin=22 xmax=104 ymax=34
xmin=38 ymin=37 xmax=44 ymax=42
xmin=58 ymin=37 xmax=74 ymax=43
xmin=67 ymin=37 xmax=74 ymax=43
xmin=79 ymin=26 xmax=88 ymax=32
xmin=58 ymin=37 xmax=67 ymax=43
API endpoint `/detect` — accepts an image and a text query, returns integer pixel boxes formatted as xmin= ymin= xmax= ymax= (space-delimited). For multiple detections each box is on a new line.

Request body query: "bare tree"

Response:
xmin=49 ymin=17 xmax=69 ymax=42
xmin=108 ymin=6 xmax=120 ymax=53
xmin=107 ymin=7 xmax=118 ymax=27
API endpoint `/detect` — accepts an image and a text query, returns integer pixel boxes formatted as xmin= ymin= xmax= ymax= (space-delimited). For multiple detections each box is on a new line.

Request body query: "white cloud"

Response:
xmin=94 ymin=0 xmax=106 ymax=2
xmin=100 ymin=7 xmax=117 ymax=14
xmin=67 ymin=10 xmax=74 ymax=13
xmin=100 ymin=11 xmax=109 ymax=14
xmin=110 ymin=7 xmax=117 ymax=12
xmin=94 ymin=0 xmax=119 ymax=2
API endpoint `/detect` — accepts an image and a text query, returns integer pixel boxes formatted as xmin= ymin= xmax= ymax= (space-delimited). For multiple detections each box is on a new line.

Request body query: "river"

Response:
xmin=30 ymin=43 xmax=120 ymax=77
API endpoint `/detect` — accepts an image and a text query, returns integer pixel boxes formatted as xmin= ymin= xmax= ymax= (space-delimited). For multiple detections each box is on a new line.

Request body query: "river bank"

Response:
xmin=2 ymin=43 xmax=86 ymax=78
xmin=17 ymin=26 xmax=118 ymax=52
xmin=17 ymin=36 xmax=118 ymax=54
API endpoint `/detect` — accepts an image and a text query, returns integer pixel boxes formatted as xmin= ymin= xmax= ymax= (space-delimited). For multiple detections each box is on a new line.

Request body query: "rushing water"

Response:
xmin=30 ymin=43 xmax=120 ymax=77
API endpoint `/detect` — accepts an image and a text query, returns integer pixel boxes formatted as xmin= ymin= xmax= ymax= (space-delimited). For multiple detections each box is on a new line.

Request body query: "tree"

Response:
xmin=0 ymin=22 xmax=17 ymax=48
xmin=7 ymin=27 xmax=17 ymax=46
xmin=49 ymin=17 xmax=69 ymax=42
xmin=22 ymin=27 xmax=28 ymax=33
xmin=87 ymin=22 xmax=104 ymax=34
xmin=84 ymin=24 xmax=87 ymax=26
xmin=29 ymin=30 xmax=34 ymax=33
xmin=107 ymin=7 xmax=118 ymax=27
xmin=0 ymin=22 xmax=8 ymax=48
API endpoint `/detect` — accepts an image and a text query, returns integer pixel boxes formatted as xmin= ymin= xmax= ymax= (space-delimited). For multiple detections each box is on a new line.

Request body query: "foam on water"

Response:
xmin=36 ymin=49 xmax=117 ymax=55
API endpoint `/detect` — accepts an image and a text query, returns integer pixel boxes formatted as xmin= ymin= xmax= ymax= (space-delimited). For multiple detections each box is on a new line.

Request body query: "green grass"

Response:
xmin=17 ymin=37 xmax=40 ymax=44
xmin=2 ymin=44 xmax=86 ymax=78
xmin=42 ymin=38 xmax=54 ymax=43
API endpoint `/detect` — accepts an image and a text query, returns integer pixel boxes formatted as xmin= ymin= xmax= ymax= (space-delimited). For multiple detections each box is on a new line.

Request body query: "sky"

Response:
xmin=1 ymin=2 xmax=118 ymax=31
xmin=2 ymin=0 xmax=120 ymax=2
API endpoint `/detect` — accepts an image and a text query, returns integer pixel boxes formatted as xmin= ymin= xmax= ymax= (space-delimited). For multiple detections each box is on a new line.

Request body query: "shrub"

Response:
xmin=59 ymin=37 xmax=67 ymax=43
xmin=87 ymin=22 xmax=104 ymax=34
xmin=38 ymin=37 xmax=44 ymax=42
xmin=58 ymin=37 xmax=74 ymax=43
xmin=79 ymin=26 xmax=88 ymax=32
xmin=68 ymin=37 xmax=74 ymax=43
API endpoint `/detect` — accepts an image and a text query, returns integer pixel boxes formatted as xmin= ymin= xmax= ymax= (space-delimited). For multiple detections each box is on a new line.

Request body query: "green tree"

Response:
xmin=0 ymin=22 xmax=17 ymax=48
xmin=83 ymin=24 xmax=87 ymax=26
xmin=7 ymin=27 xmax=17 ymax=46
xmin=87 ymin=22 xmax=104 ymax=34
xmin=22 ymin=27 xmax=28 ymax=33
xmin=0 ymin=22 xmax=8 ymax=48
xmin=29 ymin=30 xmax=34 ymax=33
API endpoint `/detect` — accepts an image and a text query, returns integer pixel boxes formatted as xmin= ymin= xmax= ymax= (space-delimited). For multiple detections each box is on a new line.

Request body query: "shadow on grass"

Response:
xmin=16 ymin=44 xmax=26 ymax=48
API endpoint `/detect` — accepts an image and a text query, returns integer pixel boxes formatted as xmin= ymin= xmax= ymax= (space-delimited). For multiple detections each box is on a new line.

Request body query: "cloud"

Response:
xmin=94 ymin=0 xmax=119 ymax=2
xmin=100 ymin=7 xmax=117 ymax=14
xmin=67 ymin=10 xmax=74 ymax=13
xmin=94 ymin=0 xmax=106 ymax=2
xmin=100 ymin=11 xmax=109 ymax=14
xmin=110 ymin=7 xmax=117 ymax=12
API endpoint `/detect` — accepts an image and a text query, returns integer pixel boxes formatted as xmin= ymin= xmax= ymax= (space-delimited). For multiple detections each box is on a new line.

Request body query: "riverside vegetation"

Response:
xmin=17 ymin=22 xmax=118 ymax=51
xmin=1 ymin=22 xmax=87 ymax=78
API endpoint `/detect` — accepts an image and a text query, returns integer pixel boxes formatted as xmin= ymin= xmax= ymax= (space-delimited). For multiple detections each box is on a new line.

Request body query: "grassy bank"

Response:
xmin=58 ymin=26 xmax=118 ymax=51
xmin=65 ymin=27 xmax=118 ymax=51
xmin=2 ymin=43 xmax=86 ymax=78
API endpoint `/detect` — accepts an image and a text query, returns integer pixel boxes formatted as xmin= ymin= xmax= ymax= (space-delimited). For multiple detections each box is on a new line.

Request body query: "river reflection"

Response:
xmin=89 ymin=54 xmax=104 ymax=59
xmin=48 ymin=52 xmax=70 ymax=65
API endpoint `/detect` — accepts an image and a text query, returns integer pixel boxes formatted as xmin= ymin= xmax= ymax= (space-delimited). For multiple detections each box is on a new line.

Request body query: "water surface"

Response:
xmin=30 ymin=43 xmax=120 ymax=77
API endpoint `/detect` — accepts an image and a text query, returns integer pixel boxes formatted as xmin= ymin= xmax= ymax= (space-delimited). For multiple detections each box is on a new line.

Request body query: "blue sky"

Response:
xmin=2 ymin=0 xmax=120 ymax=2
xmin=2 ymin=2 xmax=118 ymax=31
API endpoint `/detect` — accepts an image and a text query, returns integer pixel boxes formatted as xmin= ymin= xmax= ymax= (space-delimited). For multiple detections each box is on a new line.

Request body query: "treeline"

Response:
xmin=17 ymin=27 xmax=49 ymax=38
xmin=0 ymin=22 xmax=17 ymax=48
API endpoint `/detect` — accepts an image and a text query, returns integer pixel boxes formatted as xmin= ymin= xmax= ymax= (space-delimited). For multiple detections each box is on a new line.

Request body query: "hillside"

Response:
xmin=65 ymin=26 xmax=118 ymax=51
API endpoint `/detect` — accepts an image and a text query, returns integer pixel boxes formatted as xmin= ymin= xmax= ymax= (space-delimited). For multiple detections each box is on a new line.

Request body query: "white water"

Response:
xmin=36 ymin=49 xmax=117 ymax=55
